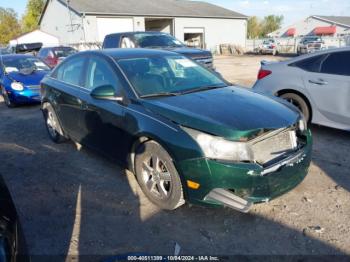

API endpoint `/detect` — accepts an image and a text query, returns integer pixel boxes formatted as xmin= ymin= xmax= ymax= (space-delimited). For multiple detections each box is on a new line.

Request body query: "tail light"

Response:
xmin=257 ymin=69 xmax=272 ymax=80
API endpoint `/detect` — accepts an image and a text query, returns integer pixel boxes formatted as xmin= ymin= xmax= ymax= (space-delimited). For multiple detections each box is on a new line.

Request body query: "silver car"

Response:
xmin=253 ymin=47 xmax=350 ymax=131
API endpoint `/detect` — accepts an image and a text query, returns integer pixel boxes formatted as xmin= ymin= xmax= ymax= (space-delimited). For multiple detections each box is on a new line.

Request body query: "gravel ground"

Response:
xmin=0 ymin=55 xmax=349 ymax=260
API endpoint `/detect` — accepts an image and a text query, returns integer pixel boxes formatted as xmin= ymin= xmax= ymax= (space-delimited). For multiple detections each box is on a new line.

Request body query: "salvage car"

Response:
xmin=102 ymin=31 xmax=214 ymax=69
xmin=37 ymin=46 xmax=77 ymax=68
xmin=253 ymin=47 xmax=350 ymax=131
xmin=0 ymin=54 xmax=51 ymax=107
xmin=41 ymin=49 xmax=312 ymax=212
xmin=297 ymin=36 xmax=326 ymax=55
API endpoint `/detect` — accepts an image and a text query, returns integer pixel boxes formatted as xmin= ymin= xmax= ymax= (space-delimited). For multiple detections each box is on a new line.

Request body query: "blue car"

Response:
xmin=0 ymin=54 xmax=50 ymax=107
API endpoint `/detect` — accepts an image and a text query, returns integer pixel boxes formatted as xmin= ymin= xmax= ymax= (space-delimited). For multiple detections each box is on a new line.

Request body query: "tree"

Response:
xmin=247 ymin=16 xmax=261 ymax=39
xmin=260 ymin=15 xmax=284 ymax=37
xmin=22 ymin=0 xmax=45 ymax=33
xmin=0 ymin=8 xmax=22 ymax=45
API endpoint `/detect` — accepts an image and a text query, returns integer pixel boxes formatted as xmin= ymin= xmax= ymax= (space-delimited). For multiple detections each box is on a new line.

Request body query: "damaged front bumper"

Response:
xmin=177 ymin=130 xmax=312 ymax=212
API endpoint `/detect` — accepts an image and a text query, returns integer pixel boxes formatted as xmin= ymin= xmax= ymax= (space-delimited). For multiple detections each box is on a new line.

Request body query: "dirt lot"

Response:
xmin=0 ymin=55 xmax=349 ymax=260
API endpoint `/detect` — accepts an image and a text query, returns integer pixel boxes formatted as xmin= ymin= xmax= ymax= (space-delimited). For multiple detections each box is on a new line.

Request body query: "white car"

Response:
xmin=253 ymin=47 xmax=350 ymax=131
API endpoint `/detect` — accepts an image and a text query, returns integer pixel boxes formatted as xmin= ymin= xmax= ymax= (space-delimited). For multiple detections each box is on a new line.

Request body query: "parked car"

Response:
xmin=37 ymin=46 xmax=77 ymax=68
xmin=0 ymin=175 xmax=29 ymax=262
xmin=0 ymin=54 xmax=51 ymax=107
xmin=253 ymin=47 xmax=350 ymax=131
xmin=297 ymin=36 xmax=326 ymax=55
xmin=41 ymin=49 xmax=312 ymax=212
xmin=255 ymin=39 xmax=279 ymax=55
xmin=102 ymin=31 xmax=214 ymax=69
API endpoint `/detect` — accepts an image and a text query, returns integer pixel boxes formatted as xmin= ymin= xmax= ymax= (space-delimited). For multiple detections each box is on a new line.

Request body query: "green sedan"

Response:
xmin=40 ymin=49 xmax=312 ymax=212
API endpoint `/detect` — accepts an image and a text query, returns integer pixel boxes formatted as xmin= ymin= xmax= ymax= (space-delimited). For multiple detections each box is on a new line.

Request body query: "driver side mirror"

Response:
xmin=90 ymin=85 xmax=123 ymax=102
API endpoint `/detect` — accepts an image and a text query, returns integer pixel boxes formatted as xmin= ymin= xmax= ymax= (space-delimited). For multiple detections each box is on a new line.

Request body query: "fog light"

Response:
xmin=187 ymin=180 xmax=200 ymax=189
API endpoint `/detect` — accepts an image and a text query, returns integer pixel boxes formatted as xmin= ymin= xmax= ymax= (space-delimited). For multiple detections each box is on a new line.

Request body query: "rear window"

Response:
xmin=103 ymin=35 xmax=119 ymax=48
xmin=53 ymin=47 xmax=76 ymax=58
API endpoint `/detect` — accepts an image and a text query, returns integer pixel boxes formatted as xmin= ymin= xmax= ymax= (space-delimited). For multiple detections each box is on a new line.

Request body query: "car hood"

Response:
xmin=141 ymin=86 xmax=300 ymax=141
xmin=7 ymin=70 xmax=49 ymax=86
xmin=163 ymin=47 xmax=212 ymax=59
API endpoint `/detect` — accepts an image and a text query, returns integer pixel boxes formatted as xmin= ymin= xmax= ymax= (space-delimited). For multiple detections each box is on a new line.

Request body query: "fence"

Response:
xmin=246 ymin=36 xmax=349 ymax=54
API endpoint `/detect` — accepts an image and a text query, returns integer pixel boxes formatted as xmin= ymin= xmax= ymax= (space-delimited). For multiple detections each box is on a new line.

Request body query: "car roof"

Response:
xmin=89 ymin=48 xmax=180 ymax=60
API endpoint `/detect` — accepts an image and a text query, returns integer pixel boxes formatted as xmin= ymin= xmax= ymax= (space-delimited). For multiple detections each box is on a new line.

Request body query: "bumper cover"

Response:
xmin=7 ymin=89 xmax=41 ymax=104
xmin=177 ymin=131 xmax=312 ymax=208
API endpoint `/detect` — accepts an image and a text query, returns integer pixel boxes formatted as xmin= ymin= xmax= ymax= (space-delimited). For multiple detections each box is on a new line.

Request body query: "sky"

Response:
xmin=0 ymin=0 xmax=350 ymax=26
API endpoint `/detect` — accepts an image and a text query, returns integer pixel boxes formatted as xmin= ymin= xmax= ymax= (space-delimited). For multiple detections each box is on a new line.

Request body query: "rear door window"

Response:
xmin=320 ymin=51 xmax=350 ymax=76
xmin=55 ymin=57 xmax=86 ymax=86
xmin=290 ymin=55 xmax=326 ymax=73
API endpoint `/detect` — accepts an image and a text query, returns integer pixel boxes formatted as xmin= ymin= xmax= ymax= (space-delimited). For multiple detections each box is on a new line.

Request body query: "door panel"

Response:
xmin=302 ymin=51 xmax=350 ymax=125
xmin=79 ymin=55 xmax=131 ymax=161
xmin=304 ymin=72 xmax=350 ymax=125
xmin=52 ymin=56 xmax=87 ymax=141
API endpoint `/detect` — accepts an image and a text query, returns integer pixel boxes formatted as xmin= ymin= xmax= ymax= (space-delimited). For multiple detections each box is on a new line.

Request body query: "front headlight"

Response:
xmin=182 ymin=127 xmax=253 ymax=162
xmin=11 ymin=82 xmax=24 ymax=91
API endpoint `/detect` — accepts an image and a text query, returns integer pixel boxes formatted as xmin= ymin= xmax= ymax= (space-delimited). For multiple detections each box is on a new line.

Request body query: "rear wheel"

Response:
xmin=1 ymin=88 xmax=15 ymax=108
xmin=135 ymin=141 xmax=185 ymax=210
xmin=43 ymin=103 xmax=67 ymax=143
xmin=280 ymin=93 xmax=310 ymax=123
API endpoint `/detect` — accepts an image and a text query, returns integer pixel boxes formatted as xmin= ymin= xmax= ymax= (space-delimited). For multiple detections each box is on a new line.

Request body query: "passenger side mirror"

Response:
xmin=90 ymin=85 xmax=123 ymax=102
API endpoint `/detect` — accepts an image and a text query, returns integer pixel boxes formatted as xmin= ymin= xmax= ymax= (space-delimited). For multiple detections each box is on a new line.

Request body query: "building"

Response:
xmin=269 ymin=16 xmax=350 ymax=38
xmin=39 ymin=0 xmax=247 ymax=51
xmin=9 ymin=29 xmax=59 ymax=47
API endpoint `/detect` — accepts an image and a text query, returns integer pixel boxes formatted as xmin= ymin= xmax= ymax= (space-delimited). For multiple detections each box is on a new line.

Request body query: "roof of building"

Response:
xmin=45 ymin=0 xmax=247 ymax=19
xmin=312 ymin=16 xmax=350 ymax=27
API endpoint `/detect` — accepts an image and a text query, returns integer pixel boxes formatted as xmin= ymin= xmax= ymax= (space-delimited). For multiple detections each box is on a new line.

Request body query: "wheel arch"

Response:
xmin=276 ymin=89 xmax=313 ymax=122
xmin=127 ymin=133 xmax=190 ymax=199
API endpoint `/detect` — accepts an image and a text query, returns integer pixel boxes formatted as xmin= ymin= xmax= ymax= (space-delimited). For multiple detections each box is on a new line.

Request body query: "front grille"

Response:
xmin=250 ymin=128 xmax=298 ymax=165
xmin=194 ymin=58 xmax=213 ymax=68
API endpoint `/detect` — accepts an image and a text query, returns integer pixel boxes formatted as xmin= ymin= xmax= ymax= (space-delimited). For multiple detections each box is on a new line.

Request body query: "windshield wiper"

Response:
xmin=140 ymin=92 xmax=180 ymax=99
xmin=179 ymin=85 xmax=227 ymax=95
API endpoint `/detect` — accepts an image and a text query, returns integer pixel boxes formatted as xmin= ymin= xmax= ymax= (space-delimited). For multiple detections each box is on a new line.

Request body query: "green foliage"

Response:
xmin=0 ymin=8 xmax=21 ymax=45
xmin=247 ymin=16 xmax=260 ymax=39
xmin=261 ymin=15 xmax=284 ymax=37
xmin=247 ymin=15 xmax=284 ymax=39
xmin=22 ymin=0 xmax=45 ymax=33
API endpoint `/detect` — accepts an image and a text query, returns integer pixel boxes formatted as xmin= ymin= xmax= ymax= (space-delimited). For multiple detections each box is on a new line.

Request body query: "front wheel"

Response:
xmin=135 ymin=141 xmax=185 ymax=210
xmin=280 ymin=93 xmax=310 ymax=123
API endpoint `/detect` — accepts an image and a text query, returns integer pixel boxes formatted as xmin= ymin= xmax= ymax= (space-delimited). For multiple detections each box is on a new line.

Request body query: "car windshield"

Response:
xmin=117 ymin=55 xmax=226 ymax=97
xmin=53 ymin=47 xmax=76 ymax=58
xmin=133 ymin=33 xmax=184 ymax=48
xmin=303 ymin=37 xmax=322 ymax=42
xmin=2 ymin=56 xmax=50 ymax=73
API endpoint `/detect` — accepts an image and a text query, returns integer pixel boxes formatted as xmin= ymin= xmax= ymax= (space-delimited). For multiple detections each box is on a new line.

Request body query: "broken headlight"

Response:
xmin=182 ymin=127 xmax=253 ymax=162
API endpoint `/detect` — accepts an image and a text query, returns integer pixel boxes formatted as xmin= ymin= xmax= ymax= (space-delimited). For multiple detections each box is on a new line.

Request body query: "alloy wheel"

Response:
xmin=46 ymin=110 xmax=58 ymax=138
xmin=141 ymin=155 xmax=172 ymax=200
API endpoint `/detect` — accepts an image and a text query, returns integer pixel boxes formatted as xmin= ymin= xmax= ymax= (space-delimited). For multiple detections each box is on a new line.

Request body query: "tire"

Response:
xmin=280 ymin=93 xmax=311 ymax=123
xmin=1 ymin=87 xmax=15 ymax=108
xmin=135 ymin=141 xmax=185 ymax=210
xmin=42 ymin=103 xmax=67 ymax=143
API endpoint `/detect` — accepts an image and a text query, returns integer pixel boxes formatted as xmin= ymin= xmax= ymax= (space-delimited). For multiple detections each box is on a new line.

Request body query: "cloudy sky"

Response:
xmin=1 ymin=0 xmax=350 ymax=26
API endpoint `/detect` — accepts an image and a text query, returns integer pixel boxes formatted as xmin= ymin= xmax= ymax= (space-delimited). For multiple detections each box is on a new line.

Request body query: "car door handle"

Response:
xmin=309 ymin=79 xmax=328 ymax=85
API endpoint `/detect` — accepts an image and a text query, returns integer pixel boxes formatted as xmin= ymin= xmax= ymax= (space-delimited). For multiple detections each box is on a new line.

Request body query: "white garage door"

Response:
xmin=97 ymin=17 xmax=134 ymax=42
